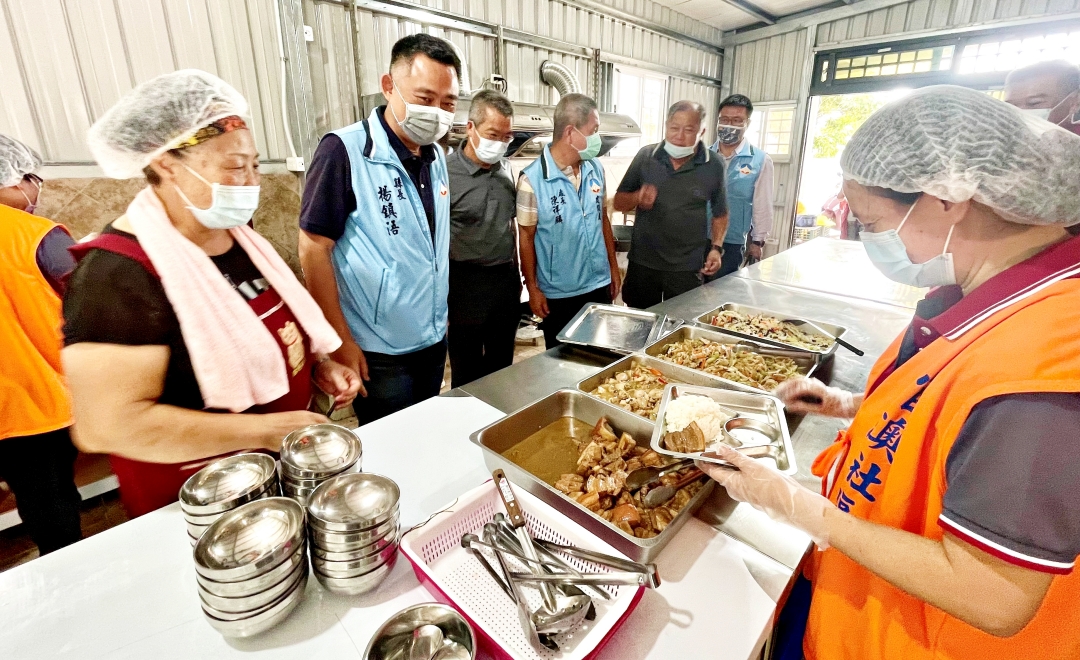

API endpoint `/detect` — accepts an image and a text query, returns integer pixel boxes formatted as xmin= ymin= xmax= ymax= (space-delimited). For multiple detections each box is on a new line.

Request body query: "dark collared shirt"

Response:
xmin=617 ymin=141 xmax=726 ymax=272
xmin=879 ymin=234 xmax=1080 ymax=573
xmin=300 ymin=107 xmax=437 ymax=243
xmin=446 ymin=149 xmax=517 ymax=266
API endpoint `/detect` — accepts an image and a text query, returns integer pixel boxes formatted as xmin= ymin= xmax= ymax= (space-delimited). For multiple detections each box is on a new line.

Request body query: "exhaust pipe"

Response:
xmin=540 ymin=60 xmax=582 ymax=96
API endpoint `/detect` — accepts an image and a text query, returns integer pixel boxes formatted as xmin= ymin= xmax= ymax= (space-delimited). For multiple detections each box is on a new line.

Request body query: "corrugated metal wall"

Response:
xmin=343 ymin=0 xmax=721 ymax=102
xmin=0 ymin=0 xmax=292 ymax=165
xmin=816 ymin=0 xmax=1080 ymax=46
xmin=726 ymin=0 xmax=1078 ymax=250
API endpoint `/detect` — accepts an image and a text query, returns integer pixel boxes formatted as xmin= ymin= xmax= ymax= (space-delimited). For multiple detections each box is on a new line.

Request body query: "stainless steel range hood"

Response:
xmin=359 ymin=93 xmax=641 ymax=158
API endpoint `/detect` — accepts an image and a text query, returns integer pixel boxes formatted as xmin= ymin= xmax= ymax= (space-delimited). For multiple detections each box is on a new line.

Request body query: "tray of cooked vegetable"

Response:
xmin=577 ymin=354 xmax=758 ymax=421
xmin=693 ymin=303 xmax=848 ymax=356
xmin=470 ymin=389 xmax=714 ymax=562
xmin=649 ymin=383 xmax=796 ymax=474
xmin=642 ymin=325 xmax=817 ymax=395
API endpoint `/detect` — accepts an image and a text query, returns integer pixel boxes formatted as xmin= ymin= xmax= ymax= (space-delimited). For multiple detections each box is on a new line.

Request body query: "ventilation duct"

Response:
xmin=447 ymin=41 xmax=472 ymax=94
xmin=540 ymin=60 xmax=582 ymax=97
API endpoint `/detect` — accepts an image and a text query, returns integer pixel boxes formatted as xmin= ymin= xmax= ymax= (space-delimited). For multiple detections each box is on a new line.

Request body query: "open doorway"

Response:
xmin=792 ymin=90 xmax=911 ymax=245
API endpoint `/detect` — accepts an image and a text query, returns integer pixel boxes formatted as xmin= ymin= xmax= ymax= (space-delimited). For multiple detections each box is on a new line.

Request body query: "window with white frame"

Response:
xmin=742 ymin=104 xmax=796 ymax=160
xmin=610 ymin=67 xmax=668 ymax=157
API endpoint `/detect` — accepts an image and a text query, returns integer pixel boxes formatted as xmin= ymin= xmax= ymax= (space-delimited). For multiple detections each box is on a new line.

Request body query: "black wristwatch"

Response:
xmin=752 ymin=240 xmax=766 ymax=247
xmin=710 ymin=244 xmax=724 ymax=255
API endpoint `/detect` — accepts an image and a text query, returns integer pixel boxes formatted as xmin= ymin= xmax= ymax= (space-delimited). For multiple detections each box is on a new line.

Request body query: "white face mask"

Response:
xmin=469 ymin=125 xmax=509 ymax=164
xmin=860 ymin=197 xmax=957 ymax=288
xmin=389 ymin=80 xmax=454 ymax=146
xmin=663 ymin=140 xmax=697 ymax=158
xmin=1021 ymin=90 xmax=1079 ymax=125
xmin=174 ymin=163 xmax=260 ymax=230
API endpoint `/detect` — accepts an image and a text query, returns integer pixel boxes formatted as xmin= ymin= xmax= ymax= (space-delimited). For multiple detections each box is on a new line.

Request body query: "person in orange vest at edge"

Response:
xmin=0 ymin=134 xmax=84 ymax=554
xmin=60 ymin=71 xmax=361 ymax=518
xmin=696 ymin=85 xmax=1080 ymax=660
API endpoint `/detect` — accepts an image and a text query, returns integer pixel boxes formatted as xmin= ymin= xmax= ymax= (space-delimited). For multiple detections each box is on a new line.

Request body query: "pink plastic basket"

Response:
xmin=400 ymin=481 xmax=644 ymax=660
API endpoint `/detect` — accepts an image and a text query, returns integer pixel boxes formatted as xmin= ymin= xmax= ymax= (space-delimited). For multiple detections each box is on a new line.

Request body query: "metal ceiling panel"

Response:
xmin=0 ymin=3 xmax=41 ymax=154
xmin=306 ymin=0 xmax=360 ymax=134
xmin=162 ymin=0 xmax=219 ymax=73
xmin=114 ymin=0 xmax=178 ymax=83
xmin=63 ymin=0 xmax=133 ymax=122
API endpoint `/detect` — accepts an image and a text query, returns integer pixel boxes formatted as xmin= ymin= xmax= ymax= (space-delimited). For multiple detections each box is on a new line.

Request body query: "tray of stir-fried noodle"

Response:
xmin=693 ymin=303 xmax=848 ymax=356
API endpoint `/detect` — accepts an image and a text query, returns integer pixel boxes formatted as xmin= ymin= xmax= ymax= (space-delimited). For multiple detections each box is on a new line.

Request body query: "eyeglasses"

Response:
xmin=717 ymin=117 xmax=748 ymax=127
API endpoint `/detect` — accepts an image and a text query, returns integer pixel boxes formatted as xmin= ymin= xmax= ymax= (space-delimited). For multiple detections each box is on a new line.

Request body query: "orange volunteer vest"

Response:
xmin=0 ymin=205 xmax=72 ymax=440
xmin=804 ymin=277 xmax=1080 ymax=660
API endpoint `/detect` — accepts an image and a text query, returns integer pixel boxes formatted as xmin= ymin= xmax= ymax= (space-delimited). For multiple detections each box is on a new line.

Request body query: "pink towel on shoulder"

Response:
xmin=125 ymin=187 xmax=341 ymax=412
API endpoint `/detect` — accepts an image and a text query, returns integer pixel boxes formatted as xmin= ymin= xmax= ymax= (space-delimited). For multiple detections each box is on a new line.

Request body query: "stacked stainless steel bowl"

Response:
xmin=180 ymin=453 xmax=280 ymax=546
xmin=280 ymin=424 xmax=363 ymax=507
xmin=307 ymin=473 xmax=401 ymax=595
xmin=194 ymin=497 xmax=309 ymax=637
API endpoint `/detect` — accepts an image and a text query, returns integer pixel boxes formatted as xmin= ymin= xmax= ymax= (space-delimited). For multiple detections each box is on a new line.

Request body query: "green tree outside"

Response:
xmin=812 ymin=94 xmax=887 ymax=159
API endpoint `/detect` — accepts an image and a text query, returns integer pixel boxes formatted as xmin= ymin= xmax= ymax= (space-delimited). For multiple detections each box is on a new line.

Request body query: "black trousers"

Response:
xmin=621 ymin=262 xmax=702 ymax=309
xmin=704 ymin=241 xmax=746 ymax=283
xmin=0 ymin=427 xmax=82 ymax=554
xmin=447 ymin=261 xmax=521 ymax=388
xmin=541 ymin=286 xmax=612 ymax=349
xmin=354 ymin=339 xmax=448 ymax=425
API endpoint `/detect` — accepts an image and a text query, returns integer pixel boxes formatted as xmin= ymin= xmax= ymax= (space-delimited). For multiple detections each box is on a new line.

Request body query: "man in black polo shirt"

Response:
xmin=614 ymin=100 xmax=727 ymax=309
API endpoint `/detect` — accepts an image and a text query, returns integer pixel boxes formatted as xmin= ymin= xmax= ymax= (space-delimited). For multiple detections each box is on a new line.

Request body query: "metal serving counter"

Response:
xmin=733 ymin=238 xmax=926 ymax=310
xmin=462 ymin=254 xmax=916 ymax=570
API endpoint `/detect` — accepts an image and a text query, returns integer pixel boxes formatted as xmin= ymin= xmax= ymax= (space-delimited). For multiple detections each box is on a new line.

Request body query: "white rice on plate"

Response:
xmin=663 ymin=395 xmax=732 ymax=444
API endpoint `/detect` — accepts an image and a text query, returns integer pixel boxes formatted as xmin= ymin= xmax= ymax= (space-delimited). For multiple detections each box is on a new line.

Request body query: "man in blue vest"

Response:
xmin=709 ymin=94 xmax=774 ymax=279
xmin=298 ymin=34 xmax=458 ymax=423
xmin=516 ymin=93 xmax=621 ymax=348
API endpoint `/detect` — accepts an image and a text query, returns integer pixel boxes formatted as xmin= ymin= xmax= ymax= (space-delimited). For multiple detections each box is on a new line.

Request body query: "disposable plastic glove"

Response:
xmin=698 ymin=444 xmax=833 ymax=548
xmin=774 ymin=376 xmax=859 ymax=418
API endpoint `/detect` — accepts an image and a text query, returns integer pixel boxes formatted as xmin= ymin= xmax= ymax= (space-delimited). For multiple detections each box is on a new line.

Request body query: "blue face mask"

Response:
xmin=574 ymin=127 xmax=603 ymax=160
xmin=859 ymin=197 xmax=957 ymax=288
xmin=174 ymin=163 xmax=260 ymax=230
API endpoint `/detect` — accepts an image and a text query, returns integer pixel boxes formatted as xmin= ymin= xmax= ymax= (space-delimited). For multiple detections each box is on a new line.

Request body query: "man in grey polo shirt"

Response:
xmin=446 ymin=91 xmax=521 ymax=387
xmin=614 ymin=100 xmax=728 ymax=309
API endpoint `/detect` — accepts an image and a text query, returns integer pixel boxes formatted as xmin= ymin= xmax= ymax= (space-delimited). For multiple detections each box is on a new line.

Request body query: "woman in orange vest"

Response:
xmin=0 ymin=134 xmax=83 ymax=554
xmin=61 ymin=71 xmax=361 ymax=518
xmin=700 ymin=85 xmax=1080 ymax=660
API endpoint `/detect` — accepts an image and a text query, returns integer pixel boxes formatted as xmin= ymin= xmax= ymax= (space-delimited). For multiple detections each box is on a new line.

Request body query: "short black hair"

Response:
xmin=553 ymin=93 xmax=598 ymax=141
xmin=866 ymin=185 xmax=920 ymax=206
xmin=1005 ymin=59 xmax=1080 ymax=97
xmin=719 ymin=94 xmax=754 ymax=116
xmin=469 ymin=90 xmax=514 ymax=125
xmin=389 ymin=34 xmax=462 ymax=81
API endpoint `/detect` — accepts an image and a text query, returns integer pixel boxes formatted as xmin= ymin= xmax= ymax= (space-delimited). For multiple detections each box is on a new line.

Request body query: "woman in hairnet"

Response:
xmin=700 ymin=85 xmax=1080 ymax=660
xmin=0 ymin=134 xmax=83 ymax=553
xmin=62 ymin=70 xmax=361 ymax=517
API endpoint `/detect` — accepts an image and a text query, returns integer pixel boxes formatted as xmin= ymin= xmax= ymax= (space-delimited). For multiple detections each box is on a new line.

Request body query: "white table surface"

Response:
xmin=0 ymin=395 xmax=793 ymax=660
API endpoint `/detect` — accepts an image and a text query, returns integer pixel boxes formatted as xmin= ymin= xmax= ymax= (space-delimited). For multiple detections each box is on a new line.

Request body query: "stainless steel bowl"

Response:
xmin=198 ymin=557 xmax=307 ymax=614
xmin=313 ymin=552 xmax=397 ymax=595
xmin=309 ymin=530 xmax=398 ymax=561
xmin=308 ymin=512 xmax=399 ymax=545
xmin=196 ymin=541 xmax=307 ymax=598
xmin=363 ymin=602 xmax=476 ymax=660
xmin=280 ymin=461 xmax=361 ymax=489
xmin=280 ymin=424 xmax=362 ymax=479
xmin=311 ymin=542 xmax=398 ymax=576
xmin=307 ymin=504 xmax=398 ymax=535
xmin=194 ymin=497 xmax=306 ymax=582
xmin=202 ymin=571 xmax=307 ymax=638
xmin=186 ymin=519 xmax=213 ymax=539
xmin=179 ymin=453 xmax=278 ymax=515
xmin=307 ymin=473 xmax=399 ymax=531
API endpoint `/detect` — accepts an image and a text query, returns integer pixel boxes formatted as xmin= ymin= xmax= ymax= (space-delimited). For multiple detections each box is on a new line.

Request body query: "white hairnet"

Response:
xmin=88 ymin=69 xmax=249 ymax=179
xmin=840 ymin=85 xmax=1080 ymax=225
xmin=0 ymin=134 xmax=42 ymax=188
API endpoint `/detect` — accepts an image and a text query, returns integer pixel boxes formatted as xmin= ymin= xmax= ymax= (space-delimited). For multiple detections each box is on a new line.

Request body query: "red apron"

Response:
xmin=71 ymin=236 xmax=313 ymax=517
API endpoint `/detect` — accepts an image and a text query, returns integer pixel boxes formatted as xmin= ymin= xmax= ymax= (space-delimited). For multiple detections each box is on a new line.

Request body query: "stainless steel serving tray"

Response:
xmin=576 ymin=354 xmax=758 ymax=421
xmin=643 ymin=325 xmax=817 ymax=396
xmin=650 ymin=383 xmax=797 ymax=475
xmin=692 ymin=302 xmax=848 ymax=357
xmin=556 ymin=303 xmax=682 ymax=354
xmin=469 ymin=389 xmax=714 ymax=563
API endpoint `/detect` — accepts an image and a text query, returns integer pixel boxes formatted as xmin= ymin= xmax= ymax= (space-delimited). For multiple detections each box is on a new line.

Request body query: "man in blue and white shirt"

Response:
xmin=299 ymin=34 xmax=459 ymax=424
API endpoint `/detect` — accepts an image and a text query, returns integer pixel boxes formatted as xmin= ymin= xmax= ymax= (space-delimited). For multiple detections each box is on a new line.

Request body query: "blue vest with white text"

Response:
xmin=522 ymin=146 xmax=610 ymax=299
xmin=331 ymin=110 xmax=450 ymax=355
xmin=711 ymin=141 xmax=766 ymax=244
